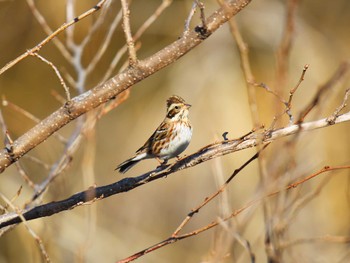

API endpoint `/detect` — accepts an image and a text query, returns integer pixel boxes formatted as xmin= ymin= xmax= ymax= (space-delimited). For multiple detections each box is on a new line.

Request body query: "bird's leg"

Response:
xmin=156 ymin=158 xmax=168 ymax=168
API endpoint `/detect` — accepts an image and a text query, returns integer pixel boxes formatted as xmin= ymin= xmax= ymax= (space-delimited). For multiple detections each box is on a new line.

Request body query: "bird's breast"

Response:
xmin=158 ymin=122 xmax=192 ymax=159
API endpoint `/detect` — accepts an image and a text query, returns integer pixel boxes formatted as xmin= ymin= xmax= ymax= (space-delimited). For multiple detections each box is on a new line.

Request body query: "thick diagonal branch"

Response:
xmin=0 ymin=0 xmax=251 ymax=173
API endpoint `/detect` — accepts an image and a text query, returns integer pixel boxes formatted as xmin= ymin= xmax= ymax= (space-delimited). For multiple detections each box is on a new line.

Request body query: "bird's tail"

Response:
xmin=115 ymin=156 xmax=143 ymax=173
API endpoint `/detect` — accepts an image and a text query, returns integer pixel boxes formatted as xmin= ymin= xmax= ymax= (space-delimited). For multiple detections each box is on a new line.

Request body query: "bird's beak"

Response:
xmin=185 ymin=103 xmax=191 ymax=109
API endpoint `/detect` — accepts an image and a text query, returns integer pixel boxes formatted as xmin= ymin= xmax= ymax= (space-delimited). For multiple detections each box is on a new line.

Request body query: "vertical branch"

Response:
xmin=227 ymin=18 xmax=259 ymax=128
xmin=77 ymin=112 xmax=98 ymax=261
xmin=266 ymin=1 xmax=299 ymax=261
xmin=183 ymin=1 xmax=197 ymax=36
xmin=65 ymin=0 xmax=76 ymax=51
xmin=275 ymin=0 xmax=299 ymax=97
xmin=121 ymin=0 xmax=138 ymax=66
xmin=103 ymin=0 xmax=171 ymax=80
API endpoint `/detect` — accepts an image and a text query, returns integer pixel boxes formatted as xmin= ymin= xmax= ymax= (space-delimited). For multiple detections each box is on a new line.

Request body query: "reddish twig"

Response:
xmin=118 ymin=164 xmax=350 ymax=263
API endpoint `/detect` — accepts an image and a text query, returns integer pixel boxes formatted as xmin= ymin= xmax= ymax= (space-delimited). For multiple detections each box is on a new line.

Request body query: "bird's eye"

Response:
xmin=174 ymin=105 xmax=179 ymax=110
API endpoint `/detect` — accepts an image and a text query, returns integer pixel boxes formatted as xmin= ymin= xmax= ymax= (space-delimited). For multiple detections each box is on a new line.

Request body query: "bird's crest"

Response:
xmin=167 ymin=95 xmax=186 ymax=108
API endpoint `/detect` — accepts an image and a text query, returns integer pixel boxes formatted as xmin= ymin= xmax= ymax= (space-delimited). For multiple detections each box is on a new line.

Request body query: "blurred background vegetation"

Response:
xmin=0 ymin=0 xmax=350 ymax=262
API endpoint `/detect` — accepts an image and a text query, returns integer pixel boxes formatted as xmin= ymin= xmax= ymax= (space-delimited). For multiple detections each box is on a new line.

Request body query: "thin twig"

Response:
xmin=86 ymin=9 xmax=123 ymax=74
xmin=0 ymin=110 xmax=36 ymax=188
xmin=0 ymin=192 xmax=51 ymax=262
xmin=297 ymin=62 xmax=349 ymax=123
xmin=0 ymin=109 xmax=14 ymax=161
xmin=32 ymin=129 xmax=84 ymax=200
xmin=14 ymin=163 xmax=36 ymax=189
xmin=172 ymin=145 xmax=268 ymax=236
xmin=0 ymin=0 xmax=107 ymax=75
xmin=80 ymin=0 xmax=113 ymax=49
xmin=103 ymin=0 xmax=171 ymax=80
xmin=287 ymin=165 xmax=350 ymax=188
xmin=97 ymin=89 xmax=130 ymax=118
xmin=2 ymin=97 xmax=68 ymax=144
xmin=196 ymin=0 xmax=207 ymax=30
xmin=257 ymin=65 xmax=309 ymax=125
xmin=226 ymin=16 xmax=259 ymax=128
xmin=326 ymin=88 xmax=350 ymax=124
xmin=183 ymin=1 xmax=198 ymax=36
xmin=288 ymin=64 xmax=309 ymax=106
xmin=121 ymin=0 xmax=138 ymax=65
xmin=284 ymin=175 xmax=331 ymax=226
xmin=134 ymin=0 xmax=172 ymax=41
xmin=258 ymin=82 xmax=286 ymax=105
xmin=275 ymin=0 xmax=299 ymax=96
xmin=283 ymin=64 xmax=309 ymax=124
xmin=26 ymin=0 xmax=72 ymax=61
xmin=118 ymin=164 xmax=350 ymax=263
xmin=65 ymin=0 xmax=76 ymax=51
xmin=30 ymin=52 xmax=71 ymax=101
xmin=218 ymin=219 xmax=256 ymax=263
xmin=2 ymin=97 xmax=40 ymax=122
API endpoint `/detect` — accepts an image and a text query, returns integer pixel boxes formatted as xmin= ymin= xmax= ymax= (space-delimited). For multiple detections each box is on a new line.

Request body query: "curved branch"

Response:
xmin=0 ymin=0 xmax=251 ymax=173
xmin=1 ymin=111 xmax=349 ymax=229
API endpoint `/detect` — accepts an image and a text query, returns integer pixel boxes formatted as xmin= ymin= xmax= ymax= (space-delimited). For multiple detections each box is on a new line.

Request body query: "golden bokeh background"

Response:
xmin=0 ymin=0 xmax=350 ymax=262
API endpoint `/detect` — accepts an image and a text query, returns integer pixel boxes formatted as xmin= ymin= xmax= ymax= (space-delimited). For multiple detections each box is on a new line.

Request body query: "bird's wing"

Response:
xmin=136 ymin=122 xmax=168 ymax=154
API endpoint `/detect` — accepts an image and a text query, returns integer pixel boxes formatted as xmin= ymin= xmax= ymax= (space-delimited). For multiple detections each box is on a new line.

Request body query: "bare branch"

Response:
xmin=297 ymin=62 xmax=349 ymax=123
xmin=30 ymin=52 xmax=71 ymax=101
xmin=86 ymin=9 xmax=123 ymax=74
xmin=0 ymin=0 xmax=108 ymax=75
xmin=327 ymin=88 xmax=350 ymax=124
xmin=103 ymin=0 xmax=171 ymax=80
xmin=1 ymin=113 xmax=350 ymax=229
xmin=0 ymin=110 xmax=36 ymax=188
xmin=288 ymin=64 xmax=309 ymax=105
xmin=183 ymin=2 xmax=197 ymax=36
xmin=250 ymin=64 xmax=309 ymax=129
xmin=32 ymin=129 xmax=84 ymax=200
xmin=1 ymin=1 xmax=349 ymax=261
xmin=118 ymin=164 xmax=350 ymax=263
xmin=275 ymin=0 xmax=300 ymax=95
xmin=0 ymin=192 xmax=50 ymax=262
xmin=2 ymin=97 xmax=68 ymax=144
xmin=121 ymin=0 xmax=138 ymax=65
xmin=0 ymin=0 xmax=252 ymax=173
xmin=194 ymin=0 xmax=208 ymax=36
xmin=172 ymin=145 xmax=267 ymax=237
xmin=227 ymin=16 xmax=259 ymax=127
xmin=26 ymin=0 xmax=72 ymax=61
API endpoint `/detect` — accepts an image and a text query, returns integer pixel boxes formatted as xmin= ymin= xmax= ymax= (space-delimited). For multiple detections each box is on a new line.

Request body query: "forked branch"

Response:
xmin=0 ymin=0 xmax=252 ymax=173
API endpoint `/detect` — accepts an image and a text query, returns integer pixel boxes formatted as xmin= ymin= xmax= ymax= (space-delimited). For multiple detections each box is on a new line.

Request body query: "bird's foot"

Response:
xmin=157 ymin=158 xmax=167 ymax=166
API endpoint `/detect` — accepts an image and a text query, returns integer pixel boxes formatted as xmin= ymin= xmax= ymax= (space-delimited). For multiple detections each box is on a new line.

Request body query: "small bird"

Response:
xmin=115 ymin=95 xmax=193 ymax=173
